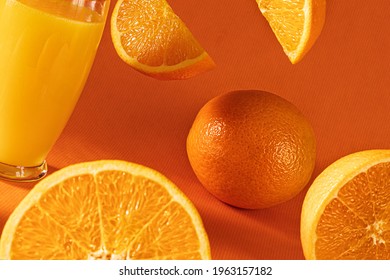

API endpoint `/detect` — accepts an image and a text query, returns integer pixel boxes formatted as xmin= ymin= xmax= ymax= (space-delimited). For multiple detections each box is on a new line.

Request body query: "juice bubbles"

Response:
xmin=0 ymin=0 xmax=108 ymax=176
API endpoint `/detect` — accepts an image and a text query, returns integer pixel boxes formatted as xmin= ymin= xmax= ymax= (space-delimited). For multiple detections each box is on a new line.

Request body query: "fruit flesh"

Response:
xmin=257 ymin=0 xmax=326 ymax=63
xmin=315 ymin=162 xmax=390 ymax=259
xmin=111 ymin=0 xmax=215 ymax=79
xmin=4 ymin=169 xmax=205 ymax=260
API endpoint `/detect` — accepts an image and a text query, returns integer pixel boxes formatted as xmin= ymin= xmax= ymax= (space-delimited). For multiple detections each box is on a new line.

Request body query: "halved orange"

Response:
xmin=111 ymin=0 xmax=215 ymax=80
xmin=301 ymin=150 xmax=390 ymax=259
xmin=0 ymin=160 xmax=211 ymax=259
xmin=256 ymin=0 xmax=326 ymax=64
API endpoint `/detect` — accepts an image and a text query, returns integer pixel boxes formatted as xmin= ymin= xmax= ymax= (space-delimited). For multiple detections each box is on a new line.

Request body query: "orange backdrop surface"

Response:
xmin=1 ymin=0 xmax=390 ymax=259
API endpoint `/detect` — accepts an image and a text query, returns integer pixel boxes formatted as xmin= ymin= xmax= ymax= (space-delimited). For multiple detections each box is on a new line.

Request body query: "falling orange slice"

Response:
xmin=301 ymin=150 xmax=390 ymax=259
xmin=0 ymin=160 xmax=211 ymax=259
xmin=256 ymin=0 xmax=326 ymax=64
xmin=111 ymin=0 xmax=215 ymax=80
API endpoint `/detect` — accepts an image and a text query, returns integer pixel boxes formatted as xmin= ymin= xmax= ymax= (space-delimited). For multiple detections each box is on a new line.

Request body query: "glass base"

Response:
xmin=0 ymin=160 xmax=47 ymax=182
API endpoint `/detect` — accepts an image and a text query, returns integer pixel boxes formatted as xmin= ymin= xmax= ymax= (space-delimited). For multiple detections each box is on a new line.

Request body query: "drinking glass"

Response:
xmin=0 ymin=0 xmax=110 ymax=181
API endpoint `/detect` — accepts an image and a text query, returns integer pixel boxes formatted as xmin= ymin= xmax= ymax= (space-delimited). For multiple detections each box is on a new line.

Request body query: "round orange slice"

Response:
xmin=256 ymin=0 xmax=326 ymax=64
xmin=111 ymin=0 xmax=215 ymax=80
xmin=0 ymin=160 xmax=211 ymax=260
xmin=301 ymin=150 xmax=390 ymax=259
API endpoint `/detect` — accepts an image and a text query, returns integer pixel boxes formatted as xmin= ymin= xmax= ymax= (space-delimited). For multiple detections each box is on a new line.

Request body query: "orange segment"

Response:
xmin=301 ymin=150 xmax=390 ymax=259
xmin=111 ymin=0 xmax=215 ymax=80
xmin=0 ymin=160 xmax=211 ymax=260
xmin=256 ymin=0 xmax=326 ymax=64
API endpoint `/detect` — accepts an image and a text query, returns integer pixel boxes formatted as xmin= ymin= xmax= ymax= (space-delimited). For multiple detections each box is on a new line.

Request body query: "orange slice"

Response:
xmin=256 ymin=0 xmax=326 ymax=64
xmin=301 ymin=150 xmax=390 ymax=259
xmin=0 ymin=160 xmax=211 ymax=260
xmin=111 ymin=0 xmax=215 ymax=80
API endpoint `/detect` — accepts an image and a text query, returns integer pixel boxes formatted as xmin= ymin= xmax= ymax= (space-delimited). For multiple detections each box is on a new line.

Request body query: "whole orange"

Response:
xmin=186 ymin=90 xmax=316 ymax=209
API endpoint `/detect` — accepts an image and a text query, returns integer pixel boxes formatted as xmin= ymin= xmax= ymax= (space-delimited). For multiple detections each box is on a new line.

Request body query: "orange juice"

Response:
xmin=0 ymin=0 xmax=108 ymax=167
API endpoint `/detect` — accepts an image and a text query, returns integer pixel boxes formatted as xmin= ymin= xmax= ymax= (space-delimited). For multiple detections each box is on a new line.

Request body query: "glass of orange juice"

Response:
xmin=0 ymin=0 xmax=110 ymax=181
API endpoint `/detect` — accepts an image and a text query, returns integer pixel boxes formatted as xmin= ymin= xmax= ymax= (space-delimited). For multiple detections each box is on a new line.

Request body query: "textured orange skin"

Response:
xmin=187 ymin=90 xmax=316 ymax=209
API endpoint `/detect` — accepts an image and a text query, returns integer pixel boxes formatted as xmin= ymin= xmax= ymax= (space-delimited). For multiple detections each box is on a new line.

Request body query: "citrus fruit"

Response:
xmin=256 ymin=0 xmax=326 ymax=64
xmin=301 ymin=150 xmax=390 ymax=260
xmin=186 ymin=90 xmax=316 ymax=209
xmin=111 ymin=0 xmax=215 ymax=80
xmin=0 ymin=160 xmax=211 ymax=260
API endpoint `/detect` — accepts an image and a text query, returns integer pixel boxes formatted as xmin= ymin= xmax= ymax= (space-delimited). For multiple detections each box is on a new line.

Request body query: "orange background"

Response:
xmin=1 ymin=0 xmax=390 ymax=259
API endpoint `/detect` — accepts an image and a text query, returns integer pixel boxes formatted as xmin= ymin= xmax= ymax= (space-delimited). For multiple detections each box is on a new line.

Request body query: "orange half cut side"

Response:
xmin=0 ymin=160 xmax=211 ymax=260
xmin=301 ymin=150 xmax=390 ymax=259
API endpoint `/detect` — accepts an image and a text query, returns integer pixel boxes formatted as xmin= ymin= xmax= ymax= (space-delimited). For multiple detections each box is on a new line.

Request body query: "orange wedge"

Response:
xmin=111 ymin=0 xmax=215 ymax=80
xmin=301 ymin=150 xmax=390 ymax=259
xmin=0 ymin=160 xmax=211 ymax=260
xmin=256 ymin=0 xmax=326 ymax=64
